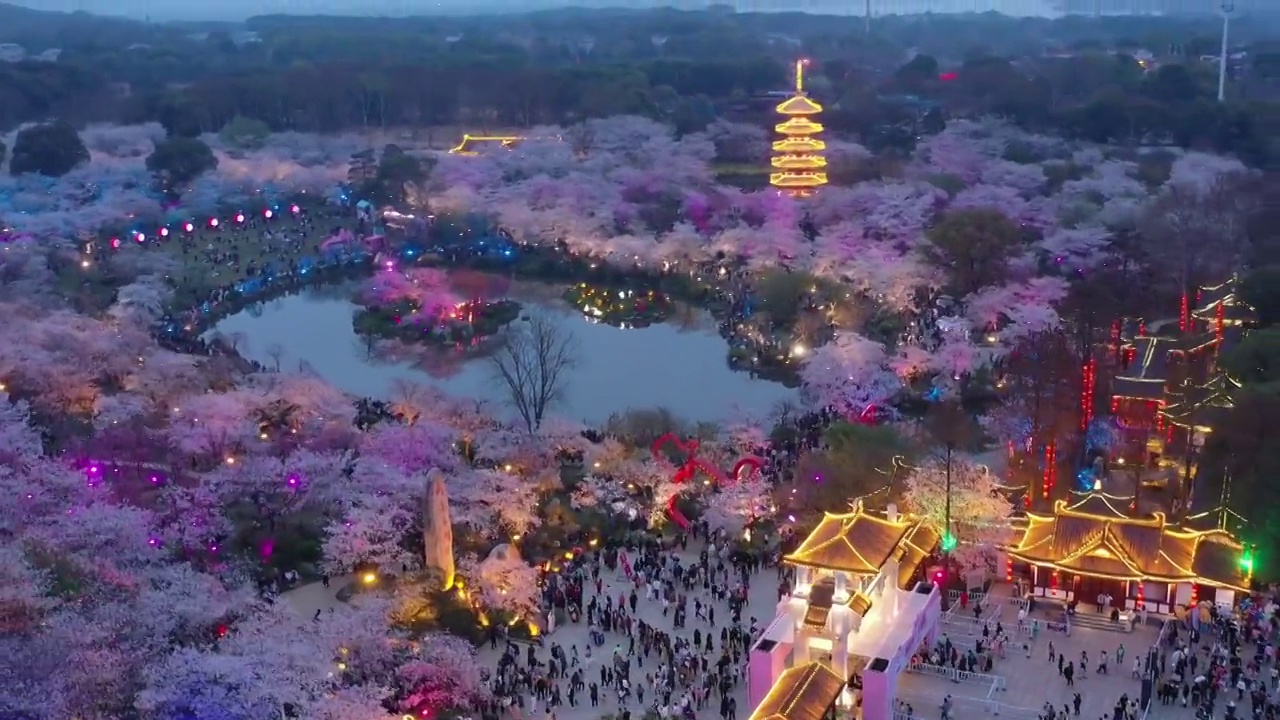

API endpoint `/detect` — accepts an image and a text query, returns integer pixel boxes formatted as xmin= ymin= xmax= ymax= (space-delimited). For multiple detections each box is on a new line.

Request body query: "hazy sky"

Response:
xmin=9 ymin=0 xmax=465 ymax=21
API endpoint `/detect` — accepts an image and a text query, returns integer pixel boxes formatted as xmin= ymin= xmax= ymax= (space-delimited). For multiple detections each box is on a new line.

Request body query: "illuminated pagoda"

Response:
xmin=770 ymin=59 xmax=827 ymax=195
xmin=747 ymin=502 xmax=941 ymax=720
xmin=1007 ymin=493 xmax=1250 ymax=615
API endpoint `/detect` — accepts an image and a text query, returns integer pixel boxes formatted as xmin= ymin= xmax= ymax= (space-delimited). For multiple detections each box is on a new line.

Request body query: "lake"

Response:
xmin=210 ymin=282 xmax=798 ymax=425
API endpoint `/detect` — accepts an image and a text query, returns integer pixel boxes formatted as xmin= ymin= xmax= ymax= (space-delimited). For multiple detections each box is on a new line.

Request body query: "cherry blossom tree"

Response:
xmin=798 ymin=332 xmax=901 ymax=416
xmin=449 ymin=466 xmax=540 ymax=537
xmin=457 ymin=551 xmax=542 ymax=618
xmin=900 ymin=456 xmax=1011 ymax=548
xmin=322 ymin=500 xmax=417 ymax=576
xmin=393 ymin=633 xmax=489 ymax=717
xmin=701 ymin=473 xmax=772 ymax=534
xmin=362 ymin=266 xmax=461 ymax=321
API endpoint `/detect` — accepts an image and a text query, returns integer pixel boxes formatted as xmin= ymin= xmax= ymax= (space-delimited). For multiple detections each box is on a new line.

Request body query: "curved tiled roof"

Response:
xmin=1007 ymin=496 xmax=1248 ymax=590
xmin=748 ymin=662 xmax=845 ymax=720
xmin=785 ymin=510 xmax=911 ymax=574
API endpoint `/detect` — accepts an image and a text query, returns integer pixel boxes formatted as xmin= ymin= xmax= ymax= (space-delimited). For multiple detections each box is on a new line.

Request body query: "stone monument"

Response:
xmin=421 ymin=468 xmax=455 ymax=589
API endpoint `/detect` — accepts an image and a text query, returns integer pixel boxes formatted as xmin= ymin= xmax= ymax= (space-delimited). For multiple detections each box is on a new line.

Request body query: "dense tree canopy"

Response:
xmin=9 ymin=120 xmax=89 ymax=177
xmin=145 ymin=136 xmax=218 ymax=186
xmin=0 ymin=7 xmax=1273 ymax=167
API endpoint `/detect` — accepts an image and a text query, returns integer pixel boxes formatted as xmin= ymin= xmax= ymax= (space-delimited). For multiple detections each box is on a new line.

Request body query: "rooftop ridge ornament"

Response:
xmin=769 ymin=59 xmax=827 ymax=196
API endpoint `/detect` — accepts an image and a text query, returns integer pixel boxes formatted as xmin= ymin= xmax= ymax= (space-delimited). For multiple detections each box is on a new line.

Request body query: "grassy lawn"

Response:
xmin=64 ymin=202 xmax=362 ymax=311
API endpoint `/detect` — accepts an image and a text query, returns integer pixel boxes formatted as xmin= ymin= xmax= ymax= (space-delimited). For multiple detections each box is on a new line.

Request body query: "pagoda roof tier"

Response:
xmin=1006 ymin=495 xmax=1247 ymax=590
xmin=1113 ymin=336 xmax=1175 ymax=401
xmin=775 ymin=118 xmax=824 ymax=135
xmin=785 ymin=504 xmax=937 ymax=578
xmin=772 ymin=155 xmax=829 ymax=169
xmin=1162 ymin=373 xmax=1239 ymax=430
xmin=775 ymin=94 xmax=824 ymax=116
xmin=771 ymin=172 xmax=829 ymax=188
xmin=772 ymin=137 xmax=826 ymax=153
xmin=748 ymin=662 xmax=845 ymax=720
xmin=1194 ymin=277 xmax=1238 ymax=313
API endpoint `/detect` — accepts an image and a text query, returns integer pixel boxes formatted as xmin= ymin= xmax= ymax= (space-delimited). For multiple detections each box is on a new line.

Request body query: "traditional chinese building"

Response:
xmin=769 ymin=59 xmax=828 ymax=195
xmin=748 ymin=503 xmax=941 ymax=720
xmin=1007 ymin=493 xmax=1249 ymax=615
xmin=1108 ymin=276 xmax=1254 ymax=486
xmin=448 ymin=134 xmax=523 ymax=155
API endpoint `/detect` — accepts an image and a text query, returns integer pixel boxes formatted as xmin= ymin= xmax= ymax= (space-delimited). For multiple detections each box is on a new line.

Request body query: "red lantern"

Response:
xmin=159 ymin=227 xmax=170 ymax=237
xmin=209 ymin=218 xmax=219 ymax=227
xmin=184 ymin=222 xmax=194 ymax=232
xmin=235 ymin=213 xmax=245 ymax=223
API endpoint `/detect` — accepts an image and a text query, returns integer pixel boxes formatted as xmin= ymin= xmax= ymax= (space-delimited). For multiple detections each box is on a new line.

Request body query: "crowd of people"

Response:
xmin=1152 ymin=601 xmax=1280 ymax=720
xmin=484 ymin=526 xmax=776 ymax=720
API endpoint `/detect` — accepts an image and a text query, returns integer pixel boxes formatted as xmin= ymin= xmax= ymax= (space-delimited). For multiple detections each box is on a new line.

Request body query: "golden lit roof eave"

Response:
xmin=448 ymin=133 xmax=523 ymax=154
xmin=776 ymin=122 xmax=825 ymax=135
xmin=1031 ymin=498 xmax=1165 ymax=528
xmin=1005 ymin=550 xmax=1251 ymax=592
xmin=772 ymin=157 xmax=829 ymax=169
xmin=775 ymin=95 xmax=824 ymax=115
xmin=771 ymin=174 xmax=829 ymax=189
xmin=748 ymin=662 xmax=845 ymax=720
xmin=773 ymin=138 xmax=826 ymax=151
xmin=783 ymin=508 xmax=914 ymax=573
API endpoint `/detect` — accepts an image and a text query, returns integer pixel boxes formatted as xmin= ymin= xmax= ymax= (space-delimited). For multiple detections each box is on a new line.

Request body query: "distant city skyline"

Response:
xmin=6 ymin=0 xmax=1261 ymax=21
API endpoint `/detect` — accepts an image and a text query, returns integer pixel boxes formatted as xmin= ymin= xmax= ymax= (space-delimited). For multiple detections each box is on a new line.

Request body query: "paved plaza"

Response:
xmin=285 ymin=543 xmax=787 ymax=720
xmin=284 ymin=560 xmax=1199 ymax=720
xmin=900 ymin=591 xmax=1194 ymax=720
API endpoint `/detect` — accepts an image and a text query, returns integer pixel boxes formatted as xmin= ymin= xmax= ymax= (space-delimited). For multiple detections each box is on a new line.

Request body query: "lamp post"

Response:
xmin=1218 ymin=2 xmax=1234 ymax=103
xmin=942 ymin=443 xmax=957 ymax=572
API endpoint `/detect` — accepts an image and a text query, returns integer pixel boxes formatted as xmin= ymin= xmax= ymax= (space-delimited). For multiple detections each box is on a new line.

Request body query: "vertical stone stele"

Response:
xmin=421 ymin=468 xmax=455 ymax=589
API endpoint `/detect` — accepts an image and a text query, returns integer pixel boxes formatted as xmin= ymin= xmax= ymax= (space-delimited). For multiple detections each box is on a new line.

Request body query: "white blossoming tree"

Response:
xmin=900 ymin=456 xmax=1012 ymax=574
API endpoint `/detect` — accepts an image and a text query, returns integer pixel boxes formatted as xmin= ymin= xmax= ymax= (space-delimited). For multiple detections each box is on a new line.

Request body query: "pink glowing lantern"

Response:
xmin=290 ymin=204 xmax=300 ymax=214
xmin=110 ymin=237 xmax=121 ymax=249
xmin=184 ymin=222 xmax=194 ymax=232
xmin=264 ymin=209 xmax=273 ymax=218
xmin=135 ymin=233 xmax=146 ymax=243
xmin=209 ymin=218 xmax=219 ymax=227
xmin=160 ymin=227 xmax=170 ymax=238
xmin=235 ymin=213 xmax=245 ymax=223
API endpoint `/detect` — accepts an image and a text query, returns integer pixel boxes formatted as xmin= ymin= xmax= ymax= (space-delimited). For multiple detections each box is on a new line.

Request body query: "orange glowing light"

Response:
xmin=770 ymin=59 xmax=827 ymax=194
xmin=449 ymin=134 xmax=523 ymax=155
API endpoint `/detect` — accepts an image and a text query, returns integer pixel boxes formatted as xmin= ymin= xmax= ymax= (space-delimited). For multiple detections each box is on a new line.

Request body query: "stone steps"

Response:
xmin=1069 ymin=611 xmax=1132 ymax=634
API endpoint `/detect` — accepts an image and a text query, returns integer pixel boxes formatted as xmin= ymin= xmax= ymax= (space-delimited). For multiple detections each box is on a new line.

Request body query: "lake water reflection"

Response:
xmin=211 ymin=282 xmax=798 ymax=424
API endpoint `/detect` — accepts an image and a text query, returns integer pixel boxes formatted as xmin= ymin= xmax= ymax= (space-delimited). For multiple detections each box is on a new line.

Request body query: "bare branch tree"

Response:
xmin=265 ymin=343 xmax=284 ymax=372
xmin=390 ymin=378 xmax=433 ymax=424
xmin=490 ymin=314 xmax=577 ymax=433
